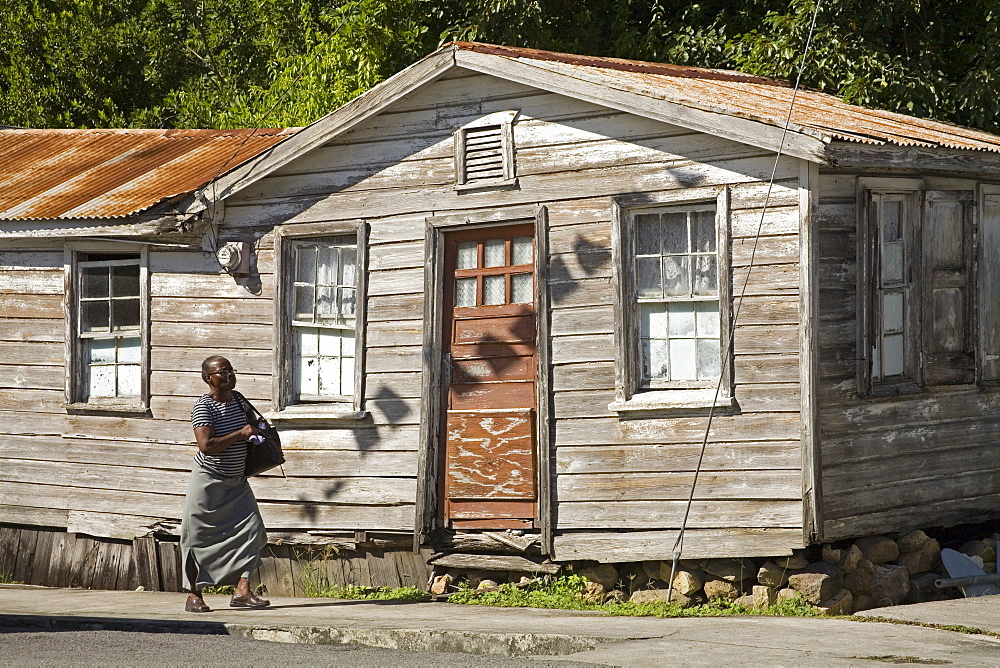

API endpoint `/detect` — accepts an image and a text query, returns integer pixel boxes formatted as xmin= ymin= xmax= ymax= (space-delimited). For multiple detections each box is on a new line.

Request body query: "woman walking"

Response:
xmin=180 ymin=354 xmax=270 ymax=612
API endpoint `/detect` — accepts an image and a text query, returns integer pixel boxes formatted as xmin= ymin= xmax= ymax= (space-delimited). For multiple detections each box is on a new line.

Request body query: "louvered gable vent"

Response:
xmin=463 ymin=125 xmax=504 ymax=182
xmin=454 ymin=111 xmax=518 ymax=189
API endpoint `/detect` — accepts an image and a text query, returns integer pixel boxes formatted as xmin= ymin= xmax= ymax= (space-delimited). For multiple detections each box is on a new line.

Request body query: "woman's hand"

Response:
xmin=194 ymin=423 xmax=259 ymax=455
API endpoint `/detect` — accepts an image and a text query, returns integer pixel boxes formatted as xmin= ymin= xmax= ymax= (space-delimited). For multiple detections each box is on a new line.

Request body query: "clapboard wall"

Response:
xmin=814 ymin=171 xmax=1000 ymax=540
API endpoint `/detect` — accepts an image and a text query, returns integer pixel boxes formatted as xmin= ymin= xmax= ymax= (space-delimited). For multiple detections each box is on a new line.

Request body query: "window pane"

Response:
xmin=88 ymin=338 xmax=116 ymax=363
xmin=639 ymin=303 xmax=666 ymax=338
xmin=669 ymin=338 xmax=697 ymax=380
xmin=294 ymin=285 xmax=315 ymax=321
xmin=112 ymin=264 xmax=139 ymax=297
xmin=643 ymin=337 xmax=668 ymax=381
xmin=81 ymin=301 xmax=110 ymax=332
xmin=340 ymin=354 xmax=355 ymax=396
xmin=882 ymin=333 xmax=905 ymax=376
xmin=635 ymin=214 xmax=660 ymax=255
xmin=483 ymin=275 xmax=505 ymax=305
xmin=882 ymin=200 xmax=902 ymax=242
xmin=315 ymin=285 xmax=336 ymax=319
xmin=297 ymin=354 xmax=319 ymax=395
xmin=112 ymin=298 xmax=140 ymax=330
xmin=456 ymin=277 xmax=476 ymax=307
xmin=296 ymin=246 xmax=316 ymax=284
xmin=318 ymin=328 xmax=340 ymax=356
xmin=691 ymin=211 xmax=716 ymax=252
xmin=511 ymin=237 xmax=532 ymax=265
xmin=317 ymin=246 xmax=337 ymax=286
xmin=636 ymin=256 xmax=662 ymax=298
xmin=484 ymin=238 xmax=506 ymax=267
xmin=511 ymin=273 xmax=532 ymax=303
xmin=662 ymin=212 xmax=687 ymax=253
xmin=882 ymin=242 xmax=904 ymax=284
xmin=882 ymin=292 xmax=904 ymax=333
xmin=339 ymin=286 xmax=356 ymax=318
xmin=341 ymin=329 xmax=355 ymax=358
xmin=317 ymin=357 xmax=340 ymax=396
xmin=117 ymin=364 xmax=141 ymax=396
xmin=298 ymin=327 xmax=319 ymax=355
xmin=695 ymin=301 xmax=720 ymax=337
xmin=82 ymin=266 xmax=109 ymax=299
xmin=457 ymin=241 xmax=478 ymax=269
xmin=662 ymin=256 xmax=689 ymax=296
xmin=88 ymin=363 xmax=116 ymax=398
xmin=693 ymin=256 xmax=717 ymax=296
xmin=340 ymin=247 xmax=357 ymax=286
xmin=118 ymin=337 xmax=141 ymax=364
xmin=667 ymin=302 xmax=695 ymax=337
xmin=697 ymin=339 xmax=721 ymax=381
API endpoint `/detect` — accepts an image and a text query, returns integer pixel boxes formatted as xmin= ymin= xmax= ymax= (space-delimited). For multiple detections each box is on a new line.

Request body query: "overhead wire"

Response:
xmin=667 ymin=0 xmax=824 ymax=601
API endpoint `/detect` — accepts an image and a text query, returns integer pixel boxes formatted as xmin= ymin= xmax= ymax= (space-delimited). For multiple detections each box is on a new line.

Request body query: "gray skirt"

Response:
xmin=180 ymin=463 xmax=266 ymax=591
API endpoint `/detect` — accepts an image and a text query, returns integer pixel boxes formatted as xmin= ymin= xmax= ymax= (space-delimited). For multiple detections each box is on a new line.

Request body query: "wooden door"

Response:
xmin=441 ymin=223 xmax=537 ymax=529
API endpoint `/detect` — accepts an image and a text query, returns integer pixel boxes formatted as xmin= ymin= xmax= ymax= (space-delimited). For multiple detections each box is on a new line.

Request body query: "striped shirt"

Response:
xmin=191 ymin=391 xmax=249 ymax=478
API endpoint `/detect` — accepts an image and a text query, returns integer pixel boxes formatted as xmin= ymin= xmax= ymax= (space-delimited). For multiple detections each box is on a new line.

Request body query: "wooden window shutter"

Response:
xmin=922 ymin=190 xmax=975 ymax=385
xmin=978 ymin=185 xmax=1000 ymax=382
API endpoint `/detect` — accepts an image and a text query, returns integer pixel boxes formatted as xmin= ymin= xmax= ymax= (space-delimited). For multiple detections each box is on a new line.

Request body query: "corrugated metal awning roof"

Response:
xmin=0 ymin=127 xmax=297 ymax=220
xmin=455 ymin=43 xmax=1000 ymax=153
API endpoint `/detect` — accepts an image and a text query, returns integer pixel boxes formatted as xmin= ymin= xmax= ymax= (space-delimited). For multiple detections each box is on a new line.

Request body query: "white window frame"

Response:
xmin=64 ymin=243 xmax=150 ymax=415
xmin=610 ymin=188 xmax=733 ymax=414
xmin=272 ymin=223 xmax=368 ymax=422
xmin=857 ymin=178 xmax=923 ymax=396
xmin=454 ymin=110 xmax=518 ymax=192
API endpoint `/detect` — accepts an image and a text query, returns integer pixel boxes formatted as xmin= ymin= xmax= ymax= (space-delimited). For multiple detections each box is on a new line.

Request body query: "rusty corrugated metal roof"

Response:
xmin=455 ymin=42 xmax=1000 ymax=153
xmin=0 ymin=127 xmax=297 ymax=220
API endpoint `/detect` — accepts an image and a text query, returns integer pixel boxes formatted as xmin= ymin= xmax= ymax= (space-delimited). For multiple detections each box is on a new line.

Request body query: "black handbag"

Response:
xmin=235 ymin=392 xmax=286 ymax=478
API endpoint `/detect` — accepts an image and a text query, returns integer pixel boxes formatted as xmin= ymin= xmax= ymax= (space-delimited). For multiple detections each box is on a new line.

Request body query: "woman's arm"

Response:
xmin=193 ymin=423 xmax=258 ymax=455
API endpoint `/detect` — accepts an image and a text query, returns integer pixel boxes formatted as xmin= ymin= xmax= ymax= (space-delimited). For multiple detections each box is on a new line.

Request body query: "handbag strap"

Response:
xmin=233 ymin=390 xmax=263 ymax=425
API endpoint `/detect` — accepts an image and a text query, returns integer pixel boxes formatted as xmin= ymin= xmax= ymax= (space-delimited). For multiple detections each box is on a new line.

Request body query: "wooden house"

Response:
xmin=1 ymin=43 xmax=998 ymax=589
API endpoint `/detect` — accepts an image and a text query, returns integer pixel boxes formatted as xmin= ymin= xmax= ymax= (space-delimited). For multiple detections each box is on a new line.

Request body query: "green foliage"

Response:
xmin=309 ymin=584 xmax=432 ymax=602
xmin=2 ymin=0 xmax=1000 ymax=133
xmin=448 ymin=575 xmax=824 ymax=618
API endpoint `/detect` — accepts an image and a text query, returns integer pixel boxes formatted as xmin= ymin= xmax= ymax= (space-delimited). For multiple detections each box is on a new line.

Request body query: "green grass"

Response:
xmin=306 ymin=584 xmax=431 ymax=602
xmin=0 ymin=573 xmax=22 ymax=585
xmin=447 ymin=575 xmax=823 ymax=618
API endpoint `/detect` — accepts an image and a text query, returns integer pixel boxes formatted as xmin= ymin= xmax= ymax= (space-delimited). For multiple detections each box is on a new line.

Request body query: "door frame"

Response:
xmin=415 ymin=205 xmax=553 ymax=553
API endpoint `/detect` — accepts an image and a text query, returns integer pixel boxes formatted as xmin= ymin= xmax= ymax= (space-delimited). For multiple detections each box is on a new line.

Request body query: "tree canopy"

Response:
xmin=2 ymin=0 xmax=999 ymax=134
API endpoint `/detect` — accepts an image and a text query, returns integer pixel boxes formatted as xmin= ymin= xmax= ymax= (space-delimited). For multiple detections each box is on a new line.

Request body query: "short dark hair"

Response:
xmin=202 ymin=355 xmax=228 ymax=377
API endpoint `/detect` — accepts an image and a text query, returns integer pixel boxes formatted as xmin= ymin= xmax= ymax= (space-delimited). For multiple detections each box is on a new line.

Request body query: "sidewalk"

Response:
xmin=1 ymin=584 xmax=998 ymax=665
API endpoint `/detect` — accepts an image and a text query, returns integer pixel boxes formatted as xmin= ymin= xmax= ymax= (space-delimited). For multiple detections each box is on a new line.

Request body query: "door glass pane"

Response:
xmin=511 ymin=237 xmax=533 ymax=265
xmin=693 ymin=256 xmax=717 ymax=295
xmin=111 ymin=264 xmax=139 ymax=297
xmin=691 ymin=211 xmax=716 ymax=252
xmin=484 ymin=238 xmax=506 ymax=267
xmin=882 ymin=200 xmax=902 ymax=241
xmin=662 ymin=212 xmax=687 ymax=253
xmin=695 ymin=301 xmax=720 ymax=337
xmin=455 ymin=277 xmax=476 ymax=307
xmin=882 ymin=241 xmax=904 ymax=283
xmin=643 ymin=337 xmax=668 ymax=381
xmin=667 ymin=302 xmax=695 ymax=337
xmin=296 ymin=246 xmax=316 ymax=284
xmin=882 ymin=333 xmax=905 ymax=376
xmin=483 ymin=275 xmax=505 ymax=305
xmin=635 ymin=214 xmax=660 ymax=255
xmin=639 ymin=303 xmax=666 ymax=338
xmin=457 ymin=241 xmax=477 ymax=269
xmin=697 ymin=339 xmax=721 ymax=381
xmin=662 ymin=256 xmax=689 ymax=296
xmin=636 ymin=256 xmax=662 ymax=298
xmin=511 ymin=273 xmax=532 ymax=303
xmin=117 ymin=364 xmax=141 ymax=396
xmin=82 ymin=266 xmax=109 ymax=299
xmin=669 ymin=338 xmax=697 ymax=380
xmin=112 ymin=298 xmax=140 ymax=330
xmin=81 ymin=301 xmax=110 ymax=332
xmin=882 ymin=292 xmax=904 ymax=333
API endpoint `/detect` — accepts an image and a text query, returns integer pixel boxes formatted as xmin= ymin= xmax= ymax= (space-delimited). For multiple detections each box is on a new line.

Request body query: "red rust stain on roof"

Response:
xmin=0 ymin=128 xmax=296 ymax=220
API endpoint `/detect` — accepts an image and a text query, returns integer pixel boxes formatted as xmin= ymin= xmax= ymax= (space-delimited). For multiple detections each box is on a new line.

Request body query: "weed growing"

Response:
xmin=448 ymin=575 xmax=823 ymax=618
xmin=309 ymin=584 xmax=431 ymax=602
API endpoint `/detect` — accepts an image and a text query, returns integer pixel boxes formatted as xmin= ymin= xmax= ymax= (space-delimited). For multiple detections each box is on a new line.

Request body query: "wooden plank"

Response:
xmin=152 ymin=322 xmax=273 ymax=350
xmin=0 ymin=388 xmax=67 ymax=413
xmin=28 ymin=528 xmax=55 ymax=586
xmin=0 ymin=341 xmax=65 ymax=365
xmin=133 ymin=534 xmax=161 ymax=591
xmin=557 ymin=499 xmax=802 ymax=529
xmin=823 ymin=469 xmax=1000 ymax=517
xmin=0 ymin=527 xmax=18 ymax=580
xmin=552 ymin=383 xmax=801 ymax=419
xmin=12 ymin=528 xmax=38 ymax=585
xmin=0 ymin=364 xmax=65 ymax=390
xmin=554 ymin=413 xmax=800 ymax=446
xmin=823 ymin=493 xmax=1000 ymax=540
xmin=551 ymin=528 xmax=803 ymax=562
xmin=428 ymin=553 xmax=559 ymax=574
xmin=556 ymin=441 xmax=800 ymax=474
xmin=557 ymin=470 xmax=801 ymax=501
xmin=48 ymin=531 xmax=77 ymax=588
xmin=0 ymin=294 xmax=63 ymax=318
xmin=0 ymin=319 xmax=63 ymax=343
xmin=157 ymin=540 xmax=181 ymax=592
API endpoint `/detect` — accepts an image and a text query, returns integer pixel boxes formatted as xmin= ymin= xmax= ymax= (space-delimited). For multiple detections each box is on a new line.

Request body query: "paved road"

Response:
xmin=0 ymin=629 xmax=592 ymax=667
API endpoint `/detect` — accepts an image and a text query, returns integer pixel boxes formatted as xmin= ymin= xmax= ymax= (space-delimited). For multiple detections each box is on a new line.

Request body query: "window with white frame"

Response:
xmin=290 ymin=237 xmax=358 ymax=400
xmin=73 ymin=252 xmax=146 ymax=404
xmin=610 ymin=191 xmax=732 ymax=412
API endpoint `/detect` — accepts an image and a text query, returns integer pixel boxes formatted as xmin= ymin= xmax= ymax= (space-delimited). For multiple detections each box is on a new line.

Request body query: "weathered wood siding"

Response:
xmin=815 ymin=172 xmax=1000 ymax=540
xmin=225 ymin=70 xmax=806 ymax=561
xmin=0 ymin=70 xmax=805 ymax=561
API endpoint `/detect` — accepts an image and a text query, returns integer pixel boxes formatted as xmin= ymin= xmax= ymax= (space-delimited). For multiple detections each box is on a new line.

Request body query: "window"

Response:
xmin=67 ymin=249 xmax=149 ymax=412
xmin=611 ymin=189 xmax=732 ymax=413
xmin=454 ymin=111 xmax=517 ymax=190
xmin=274 ymin=227 xmax=367 ymax=421
xmin=291 ymin=237 xmax=357 ymax=400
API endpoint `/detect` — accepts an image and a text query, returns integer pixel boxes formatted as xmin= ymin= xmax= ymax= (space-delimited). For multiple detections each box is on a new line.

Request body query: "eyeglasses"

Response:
xmin=212 ymin=368 xmax=238 ymax=376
